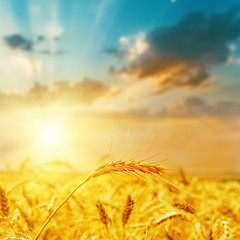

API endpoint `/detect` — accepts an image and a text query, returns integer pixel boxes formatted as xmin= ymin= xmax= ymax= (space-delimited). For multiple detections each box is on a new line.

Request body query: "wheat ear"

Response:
xmin=96 ymin=201 xmax=109 ymax=226
xmin=34 ymin=160 xmax=165 ymax=240
xmin=151 ymin=212 xmax=187 ymax=226
xmin=0 ymin=187 xmax=17 ymax=236
xmin=0 ymin=187 xmax=9 ymax=217
xmin=172 ymin=202 xmax=195 ymax=214
xmin=122 ymin=195 xmax=134 ymax=239
xmin=220 ymin=217 xmax=230 ymax=240
xmin=96 ymin=200 xmax=109 ymax=238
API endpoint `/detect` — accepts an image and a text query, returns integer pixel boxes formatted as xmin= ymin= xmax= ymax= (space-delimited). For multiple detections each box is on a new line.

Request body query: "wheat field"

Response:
xmin=0 ymin=160 xmax=240 ymax=240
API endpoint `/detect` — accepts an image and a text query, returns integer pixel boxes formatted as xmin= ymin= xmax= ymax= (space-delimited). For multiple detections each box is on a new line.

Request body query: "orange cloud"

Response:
xmin=101 ymin=96 xmax=240 ymax=120
xmin=0 ymin=78 xmax=114 ymax=110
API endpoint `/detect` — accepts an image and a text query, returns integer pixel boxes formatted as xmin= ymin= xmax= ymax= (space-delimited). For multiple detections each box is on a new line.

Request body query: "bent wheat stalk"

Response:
xmin=34 ymin=160 xmax=165 ymax=240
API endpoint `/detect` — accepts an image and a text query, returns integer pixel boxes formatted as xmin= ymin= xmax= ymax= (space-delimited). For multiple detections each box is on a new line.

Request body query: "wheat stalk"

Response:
xmin=2 ymin=237 xmax=33 ymax=240
xmin=34 ymin=160 xmax=165 ymax=240
xmin=17 ymin=206 xmax=33 ymax=230
xmin=47 ymin=195 xmax=57 ymax=214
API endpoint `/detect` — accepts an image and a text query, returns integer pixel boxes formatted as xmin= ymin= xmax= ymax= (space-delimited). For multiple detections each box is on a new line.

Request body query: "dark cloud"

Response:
xmin=103 ymin=47 xmax=129 ymax=59
xmin=148 ymin=9 xmax=240 ymax=64
xmin=104 ymin=47 xmax=119 ymax=55
xmin=37 ymin=35 xmax=61 ymax=42
xmin=37 ymin=35 xmax=45 ymax=42
xmin=111 ymin=9 xmax=240 ymax=94
xmin=0 ymin=79 xmax=112 ymax=110
xmin=55 ymin=50 xmax=66 ymax=55
xmin=4 ymin=34 xmax=33 ymax=51
xmin=4 ymin=34 xmax=65 ymax=54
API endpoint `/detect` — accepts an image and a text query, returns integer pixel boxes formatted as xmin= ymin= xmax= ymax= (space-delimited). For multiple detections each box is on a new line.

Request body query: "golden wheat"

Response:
xmin=152 ymin=212 xmax=187 ymax=226
xmin=0 ymin=160 xmax=239 ymax=240
xmin=96 ymin=200 xmax=109 ymax=227
xmin=0 ymin=187 xmax=9 ymax=217
xmin=122 ymin=195 xmax=134 ymax=226
xmin=34 ymin=159 xmax=166 ymax=240
xmin=172 ymin=202 xmax=195 ymax=214
xmin=122 ymin=194 xmax=134 ymax=239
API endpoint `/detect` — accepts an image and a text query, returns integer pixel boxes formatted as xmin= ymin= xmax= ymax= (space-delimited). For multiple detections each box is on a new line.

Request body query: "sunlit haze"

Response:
xmin=0 ymin=0 xmax=239 ymax=173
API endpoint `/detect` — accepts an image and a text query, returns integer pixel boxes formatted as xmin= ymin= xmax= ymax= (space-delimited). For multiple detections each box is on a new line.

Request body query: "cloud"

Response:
xmin=0 ymin=50 xmax=41 ymax=91
xmin=104 ymin=32 xmax=149 ymax=60
xmin=51 ymin=78 xmax=111 ymax=104
xmin=158 ymin=97 xmax=240 ymax=118
xmin=39 ymin=49 xmax=66 ymax=55
xmin=44 ymin=23 xmax=64 ymax=39
xmin=106 ymin=108 xmax=153 ymax=120
xmin=37 ymin=35 xmax=46 ymax=42
xmin=4 ymin=34 xmax=33 ymax=51
xmin=3 ymin=33 xmax=66 ymax=55
xmin=109 ymin=9 xmax=240 ymax=94
xmin=211 ymin=101 xmax=240 ymax=118
xmin=148 ymin=9 xmax=239 ymax=64
xmin=0 ymin=78 xmax=113 ymax=109
xmin=105 ymin=97 xmax=240 ymax=120
xmin=157 ymin=97 xmax=210 ymax=118
xmin=0 ymin=92 xmax=28 ymax=110
xmin=12 ymin=55 xmax=41 ymax=74
xmin=103 ymin=47 xmax=128 ymax=59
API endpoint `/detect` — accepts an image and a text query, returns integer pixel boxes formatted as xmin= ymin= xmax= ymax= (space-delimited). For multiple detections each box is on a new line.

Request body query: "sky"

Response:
xmin=0 ymin=0 xmax=240 ymax=173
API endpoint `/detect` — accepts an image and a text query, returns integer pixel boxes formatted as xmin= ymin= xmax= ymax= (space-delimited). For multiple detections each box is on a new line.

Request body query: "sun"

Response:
xmin=41 ymin=124 xmax=60 ymax=144
xmin=29 ymin=116 xmax=75 ymax=164
xmin=37 ymin=122 xmax=63 ymax=146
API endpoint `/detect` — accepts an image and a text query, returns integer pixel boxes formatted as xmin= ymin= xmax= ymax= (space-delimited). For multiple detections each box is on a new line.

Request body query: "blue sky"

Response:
xmin=1 ymin=0 xmax=239 ymax=90
xmin=0 ymin=0 xmax=240 ymax=171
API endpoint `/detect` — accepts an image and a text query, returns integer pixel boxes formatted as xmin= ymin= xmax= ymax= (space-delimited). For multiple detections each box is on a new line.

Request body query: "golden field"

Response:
xmin=0 ymin=161 xmax=240 ymax=240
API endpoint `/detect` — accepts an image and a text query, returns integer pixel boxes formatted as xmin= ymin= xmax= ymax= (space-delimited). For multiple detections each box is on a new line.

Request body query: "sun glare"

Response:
xmin=36 ymin=120 xmax=64 ymax=147
xmin=41 ymin=125 xmax=60 ymax=144
xmin=29 ymin=116 xmax=76 ymax=164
